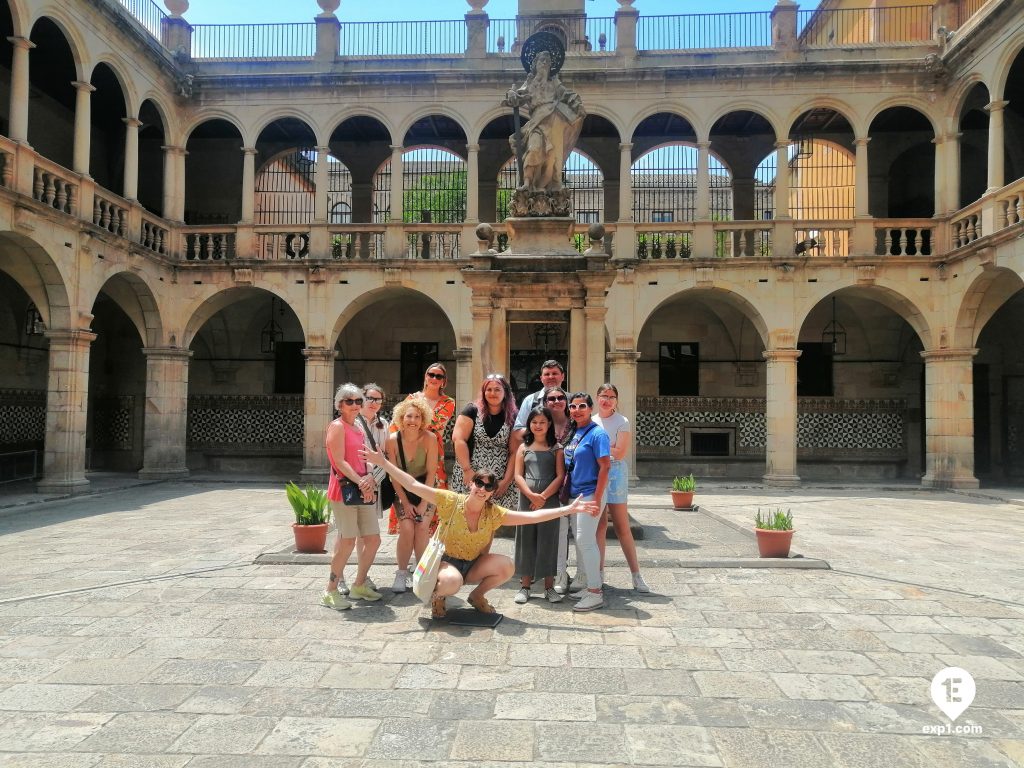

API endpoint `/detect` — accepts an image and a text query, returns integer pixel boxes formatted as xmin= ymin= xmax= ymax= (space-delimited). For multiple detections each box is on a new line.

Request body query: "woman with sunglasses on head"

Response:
xmin=512 ymin=405 xmax=566 ymax=603
xmin=321 ymin=383 xmax=383 ymax=611
xmin=593 ymin=383 xmax=648 ymax=593
xmin=563 ymin=392 xmax=611 ymax=611
xmin=385 ymin=397 xmax=438 ymax=594
xmin=360 ymin=445 xmax=599 ymax=619
xmin=541 ymin=385 xmax=574 ymax=594
xmin=387 ymin=363 xmax=456 ymax=538
xmin=450 ymin=374 xmax=519 ymax=509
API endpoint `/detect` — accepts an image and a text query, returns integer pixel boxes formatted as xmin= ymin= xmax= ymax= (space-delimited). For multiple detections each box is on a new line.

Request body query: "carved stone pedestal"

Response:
xmin=503 ymin=217 xmax=579 ymax=257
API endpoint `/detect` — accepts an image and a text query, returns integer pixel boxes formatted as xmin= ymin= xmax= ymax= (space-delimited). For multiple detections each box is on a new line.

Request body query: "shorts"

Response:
xmin=605 ymin=460 xmax=629 ymax=504
xmin=441 ymin=554 xmax=478 ymax=579
xmin=331 ymin=501 xmax=380 ymax=538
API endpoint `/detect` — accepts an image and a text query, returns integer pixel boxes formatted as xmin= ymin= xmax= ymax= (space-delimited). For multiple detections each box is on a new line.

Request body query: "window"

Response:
xmin=659 ymin=342 xmax=699 ymax=396
xmin=797 ymin=342 xmax=833 ymax=396
xmin=329 ymin=201 xmax=351 ymax=224
xmin=652 ymin=210 xmax=674 ymax=223
xmin=274 ymin=341 xmax=305 ymax=394
xmin=401 ymin=342 xmax=440 ymax=395
xmin=576 ymin=210 xmax=600 ymax=224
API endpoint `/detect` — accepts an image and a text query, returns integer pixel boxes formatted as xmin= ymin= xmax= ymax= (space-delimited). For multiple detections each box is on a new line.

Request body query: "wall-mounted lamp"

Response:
xmin=261 ymin=296 xmax=283 ymax=354
xmin=821 ymin=296 xmax=847 ymax=356
xmin=25 ymin=303 xmax=45 ymax=336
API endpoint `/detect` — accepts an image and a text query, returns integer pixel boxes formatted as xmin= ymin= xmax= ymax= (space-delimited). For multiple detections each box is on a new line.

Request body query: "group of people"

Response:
xmin=320 ymin=360 xmax=649 ymax=617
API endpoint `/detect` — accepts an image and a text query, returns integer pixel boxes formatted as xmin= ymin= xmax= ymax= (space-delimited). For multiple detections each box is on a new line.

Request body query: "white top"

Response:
xmin=513 ymin=390 xmax=542 ymax=430
xmin=593 ymin=412 xmax=629 ymax=458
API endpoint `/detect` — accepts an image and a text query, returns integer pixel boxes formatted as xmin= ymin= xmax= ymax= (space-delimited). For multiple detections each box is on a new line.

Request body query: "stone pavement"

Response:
xmin=0 ymin=479 xmax=1021 ymax=766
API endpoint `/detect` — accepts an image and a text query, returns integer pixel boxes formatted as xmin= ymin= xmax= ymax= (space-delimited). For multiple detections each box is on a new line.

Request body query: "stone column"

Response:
xmin=695 ymin=141 xmax=711 ymax=219
xmin=240 ymin=146 xmax=257 ymax=224
xmin=920 ymin=348 xmax=979 ymax=489
xmin=854 ymin=136 xmax=870 ymax=217
xmin=945 ymin=132 xmax=961 ymax=215
xmin=762 ymin=347 xmax=801 ymax=486
xmin=774 ymin=139 xmax=791 ymax=218
xmin=36 ymin=329 xmax=96 ymax=495
xmin=569 ymin=301 xmax=586 ymax=389
xmin=617 ymin=143 xmax=634 ymax=222
xmin=465 ymin=143 xmax=480 ymax=223
xmin=584 ymin=306 xmax=606 ymax=394
xmin=614 ymin=3 xmax=639 ymax=56
xmin=72 ymin=81 xmax=96 ymax=176
xmin=985 ymin=100 xmax=1007 ymax=193
xmin=607 ymin=349 xmax=640 ymax=477
xmin=453 ymin=347 xmax=474 ymax=412
xmin=7 ymin=37 xmax=34 ymax=143
xmin=932 ymin=133 xmax=946 ymax=217
xmin=161 ymin=145 xmax=187 ymax=222
xmin=313 ymin=146 xmax=330 ymax=222
xmin=162 ymin=145 xmax=175 ymax=219
xmin=139 ymin=347 xmax=191 ymax=479
xmin=385 ymin=144 xmax=405 ymax=257
xmin=488 ymin=307 xmax=508 ymax=375
xmin=122 ymin=117 xmax=142 ymax=201
xmin=470 ymin=307 xmax=491 ymax=385
xmin=300 ymin=347 xmax=336 ymax=481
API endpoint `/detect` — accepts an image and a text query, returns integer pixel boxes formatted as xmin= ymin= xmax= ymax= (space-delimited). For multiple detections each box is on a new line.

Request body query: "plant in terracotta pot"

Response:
xmin=286 ymin=482 xmax=332 ymax=553
xmin=671 ymin=473 xmax=696 ymax=509
xmin=754 ymin=507 xmax=794 ymax=558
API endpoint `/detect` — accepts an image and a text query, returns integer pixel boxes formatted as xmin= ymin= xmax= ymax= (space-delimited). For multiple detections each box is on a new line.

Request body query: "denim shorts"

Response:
xmin=441 ymin=554 xmax=478 ymax=579
xmin=605 ymin=460 xmax=629 ymax=504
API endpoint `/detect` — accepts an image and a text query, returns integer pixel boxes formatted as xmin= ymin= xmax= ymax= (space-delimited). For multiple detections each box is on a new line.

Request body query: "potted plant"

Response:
xmin=671 ymin=473 xmax=696 ymax=509
xmin=754 ymin=507 xmax=794 ymax=558
xmin=286 ymin=482 xmax=332 ymax=553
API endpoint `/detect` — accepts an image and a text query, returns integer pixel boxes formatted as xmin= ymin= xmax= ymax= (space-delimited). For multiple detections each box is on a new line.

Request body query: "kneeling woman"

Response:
xmin=361 ymin=445 xmax=599 ymax=618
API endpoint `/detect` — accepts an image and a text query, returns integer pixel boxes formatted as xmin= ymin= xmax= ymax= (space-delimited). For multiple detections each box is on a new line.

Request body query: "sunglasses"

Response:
xmin=546 ymin=395 xmax=567 ymax=403
xmin=425 ymin=371 xmax=445 ymax=380
xmin=568 ymin=403 xmax=589 ymax=410
xmin=341 ymin=398 xmax=364 ymax=406
xmin=472 ymin=478 xmax=497 ymax=492
xmin=364 ymin=396 xmax=383 ymax=403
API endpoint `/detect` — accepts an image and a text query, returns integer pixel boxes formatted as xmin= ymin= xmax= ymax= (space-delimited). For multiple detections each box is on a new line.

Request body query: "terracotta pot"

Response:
xmin=292 ymin=522 xmax=329 ymax=553
xmin=755 ymin=528 xmax=794 ymax=558
xmin=671 ymin=490 xmax=694 ymax=509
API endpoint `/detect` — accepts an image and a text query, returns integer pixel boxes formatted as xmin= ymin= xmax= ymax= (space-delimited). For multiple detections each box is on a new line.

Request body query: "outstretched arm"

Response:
xmin=502 ymin=494 xmax=599 ymax=526
xmin=360 ymin=446 xmax=439 ymax=505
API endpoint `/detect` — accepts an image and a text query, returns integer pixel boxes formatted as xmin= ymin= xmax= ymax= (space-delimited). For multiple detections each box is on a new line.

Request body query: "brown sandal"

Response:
xmin=467 ymin=593 xmax=496 ymax=614
xmin=431 ymin=593 xmax=447 ymax=619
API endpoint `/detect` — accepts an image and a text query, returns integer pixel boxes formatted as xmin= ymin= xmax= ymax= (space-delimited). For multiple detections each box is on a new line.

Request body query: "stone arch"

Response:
xmin=707 ymin=103 xmax=785 ymax=144
xmin=864 ymin=98 xmax=941 ymax=138
xmin=326 ymin=108 xmax=396 ymax=146
xmin=628 ymin=106 xmax=702 ymax=145
xmin=953 ymin=266 xmax=1024 ymax=349
xmin=329 ymin=285 xmax=458 ymax=352
xmin=784 ymin=100 xmax=858 ymax=140
xmin=397 ymin=108 xmax=471 ymax=147
xmin=794 ymin=283 xmax=933 ymax=350
xmin=252 ymin=111 xmax=320 ymax=150
xmin=137 ymin=98 xmax=167 ymax=216
xmin=28 ymin=10 xmax=86 ymax=79
xmin=184 ymin=118 xmax=244 ymax=225
xmin=182 ymin=287 xmax=307 ymax=350
xmin=0 ymin=231 xmax=72 ymax=329
xmin=89 ymin=60 xmax=128 ymax=195
xmin=87 ymin=55 xmax=137 ymax=112
xmin=3 ymin=0 xmax=27 ymax=37
xmin=868 ymin=105 xmax=937 ymax=218
xmin=90 ymin=271 xmax=163 ymax=348
xmin=26 ymin=15 xmax=79 ymax=167
xmin=180 ymin=110 xmax=248 ymax=147
xmin=635 ymin=285 xmax=770 ymax=350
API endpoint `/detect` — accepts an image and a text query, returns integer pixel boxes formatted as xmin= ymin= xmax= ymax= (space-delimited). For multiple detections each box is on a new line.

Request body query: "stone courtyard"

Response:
xmin=0 ymin=479 xmax=1021 ymax=766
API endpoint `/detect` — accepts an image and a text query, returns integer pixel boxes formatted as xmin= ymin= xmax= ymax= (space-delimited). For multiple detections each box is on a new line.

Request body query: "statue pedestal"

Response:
xmin=502 ymin=217 xmax=579 ymax=257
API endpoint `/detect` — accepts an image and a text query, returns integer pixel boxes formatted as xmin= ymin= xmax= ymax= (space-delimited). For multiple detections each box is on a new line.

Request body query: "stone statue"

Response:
xmin=503 ymin=32 xmax=585 ymax=217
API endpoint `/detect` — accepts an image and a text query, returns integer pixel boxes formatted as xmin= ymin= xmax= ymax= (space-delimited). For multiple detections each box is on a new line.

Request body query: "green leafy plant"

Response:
xmin=754 ymin=507 xmax=793 ymax=531
xmin=286 ymin=482 xmax=331 ymax=526
xmin=672 ymin=473 xmax=696 ymax=492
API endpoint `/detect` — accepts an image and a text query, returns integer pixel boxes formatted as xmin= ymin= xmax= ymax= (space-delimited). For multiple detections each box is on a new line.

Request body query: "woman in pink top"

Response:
xmin=322 ymin=383 xmax=383 ymax=611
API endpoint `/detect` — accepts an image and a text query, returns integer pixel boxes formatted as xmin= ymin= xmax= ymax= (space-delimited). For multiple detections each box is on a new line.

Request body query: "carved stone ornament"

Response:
xmin=317 ymin=0 xmax=341 ymax=16
xmin=164 ymin=0 xmax=188 ymax=17
xmin=508 ymin=188 xmax=572 ymax=218
xmin=467 ymin=0 xmax=489 ymax=10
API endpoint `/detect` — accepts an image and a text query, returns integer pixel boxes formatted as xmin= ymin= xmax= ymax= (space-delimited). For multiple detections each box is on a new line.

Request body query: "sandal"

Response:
xmin=431 ymin=593 xmax=447 ymax=619
xmin=467 ymin=593 xmax=496 ymax=614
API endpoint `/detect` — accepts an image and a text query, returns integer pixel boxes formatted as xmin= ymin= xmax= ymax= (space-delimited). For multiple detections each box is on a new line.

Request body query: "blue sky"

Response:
xmin=182 ymin=1 xmax=823 ymax=24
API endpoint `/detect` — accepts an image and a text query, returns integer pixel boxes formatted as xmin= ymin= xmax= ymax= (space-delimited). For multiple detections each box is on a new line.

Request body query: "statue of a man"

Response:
xmin=504 ymin=32 xmax=586 ymax=194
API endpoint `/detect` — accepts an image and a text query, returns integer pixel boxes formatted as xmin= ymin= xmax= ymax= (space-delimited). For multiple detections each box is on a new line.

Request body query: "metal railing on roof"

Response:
xmin=638 ymin=12 xmax=773 ymax=50
xmin=338 ymin=20 xmax=467 ymax=56
xmin=192 ymin=23 xmax=317 ymax=59
xmin=797 ymin=5 xmax=934 ymax=48
xmin=114 ymin=0 xmax=168 ymax=41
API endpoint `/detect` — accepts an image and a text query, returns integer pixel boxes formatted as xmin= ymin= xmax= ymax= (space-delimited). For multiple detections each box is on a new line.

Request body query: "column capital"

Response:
xmin=241 ymin=146 xmax=259 ymax=156
xmin=161 ymin=144 xmax=187 ymax=156
xmin=123 ymin=117 xmax=143 ymax=129
xmin=390 ymin=144 xmax=404 ymax=154
xmin=315 ymin=145 xmax=331 ymax=155
xmin=606 ymin=350 xmax=641 ymax=364
xmin=775 ymin=139 xmax=791 ymax=149
xmin=853 ymin=136 xmax=871 ymax=147
xmin=142 ymin=346 xmax=193 ymax=361
xmin=302 ymin=347 xmax=337 ymax=362
xmin=584 ymin=306 xmax=606 ymax=320
xmin=7 ymin=36 xmax=35 ymax=50
xmin=71 ymin=80 xmax=96 ymax=93
xmin=452 ymin=347 xmax=473 ymax=362
xmin=920 ymin=348 xmax=978 ymax=362
xmin=619 ymin=142 xmax=634 ymax=153
xmin=985 ymin=100 xmax=1009 ymax=113
xmin=696 ymin=140 xmax=712 ymax=150
xmin=44 ymin=328 xmax=97 ymax=347
xmin=466 ymin=143 xmax=480 ymax=154
xmin=762 ymin=348 xmax=801 ymax=362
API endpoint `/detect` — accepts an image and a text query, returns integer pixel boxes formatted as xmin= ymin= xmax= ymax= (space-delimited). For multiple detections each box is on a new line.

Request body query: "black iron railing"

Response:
xmin=638 ymin=12 xmax=772 ymax=50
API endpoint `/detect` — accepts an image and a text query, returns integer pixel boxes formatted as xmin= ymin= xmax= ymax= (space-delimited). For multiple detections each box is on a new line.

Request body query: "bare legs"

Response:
xmin=328 ymin=534 xmax=380 ymax=590
xmin=396 ymin=517 xmax=434 ymax=573
xmin=599 ymin=503 xmax=640 ymax=574
xmin=435 ymin=554 xmax=515 ymax=602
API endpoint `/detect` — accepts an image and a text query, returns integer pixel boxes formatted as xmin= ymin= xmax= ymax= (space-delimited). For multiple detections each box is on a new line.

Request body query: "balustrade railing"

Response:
xmin=140 ymin=214 xmax=169 ymax=256
xmin=798 ymin=5 xmax=933 ymax=47
xmin=951 ymin=205 xmax=982 ymax=249
xmin=795 ymin=226 xmax=851 ymax=258
xmin=114 ymin=0 xmax=167 ymax=41
xmin=636 ymin=226 xmax=694 ymax=259
xmin=257 ymin=230 xmax=311 ymax=260
xmin=182 ymin=228 xmax=236 ymax=261
xmin=329 ymin=226 xmax=385 ymax=259
xmin=31 ymin=157 xmax=77 ymax=216
xmin=873 ymin=220 xmax=933 ymax=256
xmin=92 ymin=190 xmax=129 ymax=237
xmin=715 ymin=222 xmax=774 ymax=258
xmin=0 ymin=137 xmax=14 ymax=189
xmin=995 ymin=178 xmax=1024 ymax=230
xmin=638 ymin=12 xmax=772 ymax=50
xmin=403 ymin=224 xmax=462 ymax=259
xmin=339 ymin=20 xmax=466 ymax=56
xmin=192 ymin=23 xmax=316 ymax=59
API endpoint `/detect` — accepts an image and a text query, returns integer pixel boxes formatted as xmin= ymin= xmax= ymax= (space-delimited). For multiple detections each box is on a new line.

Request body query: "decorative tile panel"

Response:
xmin=0 ymin=389 xmax=46 ymax=445
xmin=187 ymin=395 xmax=303 ymax=447
xmin=92 ymin=396 xmax=134 ymax=450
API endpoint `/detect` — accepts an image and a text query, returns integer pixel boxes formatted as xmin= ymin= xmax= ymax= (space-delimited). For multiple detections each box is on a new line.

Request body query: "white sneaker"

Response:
xmin=632 ymin=572 xmax=650 ymax=593
xmin=573 ymin=591 xmax=604 ymax=612
xmin=553 ymin=571 xmax=569 ymax=595
xmin=514 ymin=587 xmax=530 ymax=604
xmin=545 ymin=588 xmax=564 ymax=603
xmin=392 ymin=571 xmax=408 ymax=593
xmin=365 ymin=577 xmax=377 ymax=592
xmin=337 ymin=578 xmax=349 ymax=596
xmin=569 ymin=574 xmax=586 ymax=593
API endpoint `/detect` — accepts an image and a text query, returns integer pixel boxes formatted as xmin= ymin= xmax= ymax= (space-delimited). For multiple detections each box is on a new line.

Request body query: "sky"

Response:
xmin=181 ymin=1 xmax=824 ymax=25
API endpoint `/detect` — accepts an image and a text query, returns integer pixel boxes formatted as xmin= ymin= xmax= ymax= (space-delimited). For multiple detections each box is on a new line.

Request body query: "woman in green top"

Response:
xmin=361 ymin=444 xmax=599 ymax=619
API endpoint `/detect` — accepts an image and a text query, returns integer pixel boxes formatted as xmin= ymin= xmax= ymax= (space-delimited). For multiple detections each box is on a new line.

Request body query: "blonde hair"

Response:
xmin=392 ymin=397 xmax=432 ymax=430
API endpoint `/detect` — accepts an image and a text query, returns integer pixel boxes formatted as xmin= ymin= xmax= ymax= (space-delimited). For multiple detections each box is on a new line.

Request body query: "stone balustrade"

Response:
xmin=874 ymin=220 xmax=934 ymax=257
xmin=140 ymin=215 xmax=169 ymax=256
xmin=31 ymin=156 xmax=78 ymax=216
xmin=951 ymin=204 xmax=983 ymax=248
xmin=92 ymin=190 xmax=129 ymax=237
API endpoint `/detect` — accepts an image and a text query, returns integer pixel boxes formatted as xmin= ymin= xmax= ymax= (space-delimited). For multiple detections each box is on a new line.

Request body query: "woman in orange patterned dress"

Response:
xmin=387 ymin=362 xmax=456 ymax=536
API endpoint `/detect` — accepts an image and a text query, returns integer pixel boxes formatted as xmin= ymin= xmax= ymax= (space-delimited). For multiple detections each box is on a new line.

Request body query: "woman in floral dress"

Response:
xmin=450 ymin=373 xmax=519 ymax=509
